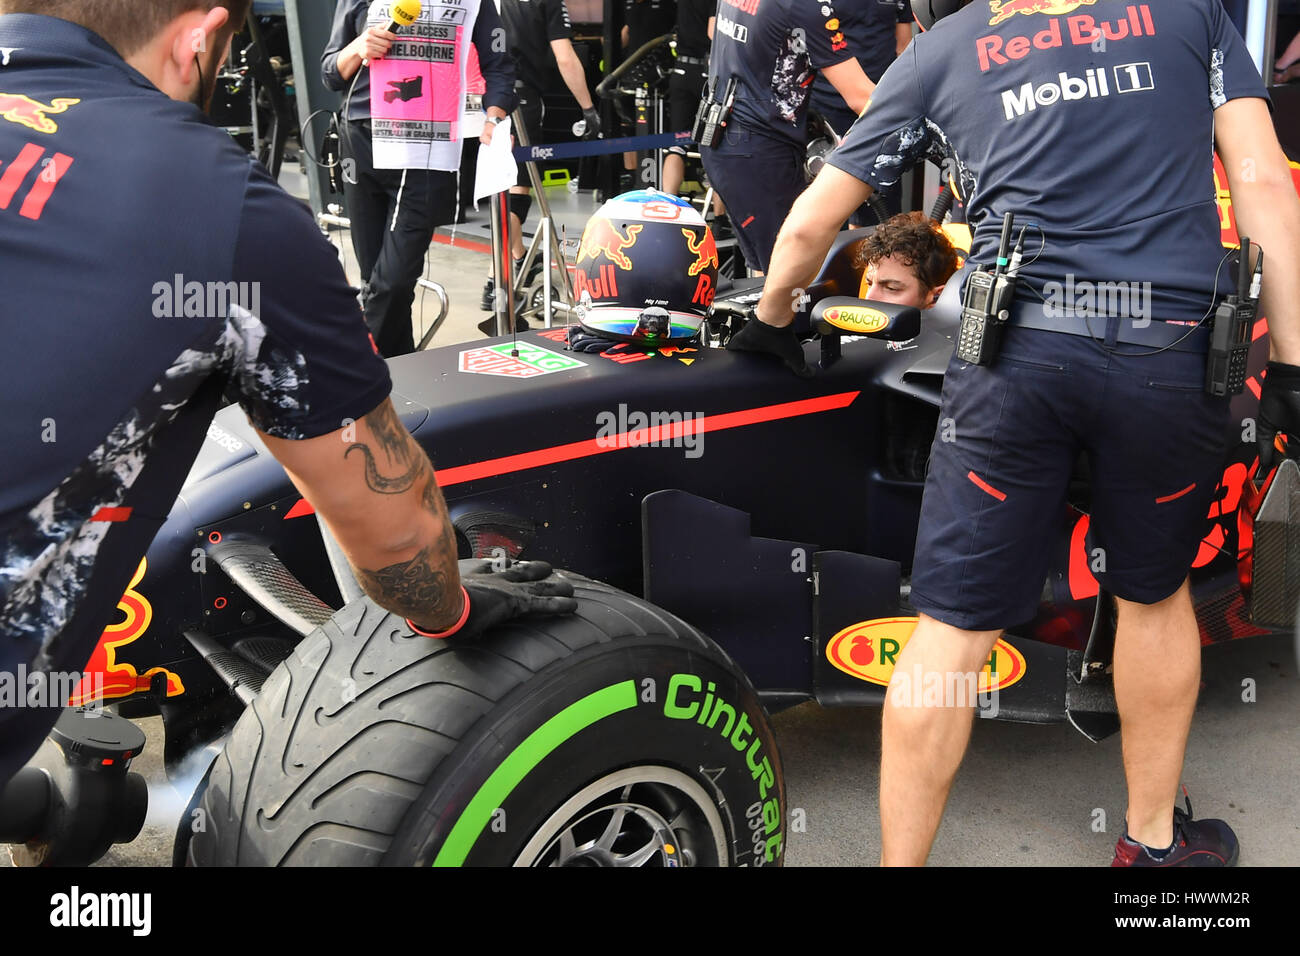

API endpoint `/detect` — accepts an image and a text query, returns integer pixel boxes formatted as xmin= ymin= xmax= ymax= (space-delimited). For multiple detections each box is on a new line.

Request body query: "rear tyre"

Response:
xmin=187 ymin=573 xmax=785 ymax=867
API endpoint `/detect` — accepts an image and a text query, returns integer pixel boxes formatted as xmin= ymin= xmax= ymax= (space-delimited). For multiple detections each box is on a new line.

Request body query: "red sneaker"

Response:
xmin=1111 ymin=793 xmax=1239 ymax=867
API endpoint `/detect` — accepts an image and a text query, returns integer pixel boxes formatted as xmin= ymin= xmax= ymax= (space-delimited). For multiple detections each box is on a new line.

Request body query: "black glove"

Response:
xmin=725 ymin=311 xmax=814 ymax=378
xmin=408 ymin=559 xmax=577 ymax=641
xmin=1257 ymin=361 xmax=1300 ymax=476
xmin=581 ymin=107 xmax=601 ymax=140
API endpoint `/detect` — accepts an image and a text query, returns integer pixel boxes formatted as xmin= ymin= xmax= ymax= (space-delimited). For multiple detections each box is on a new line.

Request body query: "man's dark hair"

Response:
xmin=861 ymin=211 xmax=961 ymax=291
xmin=0 ymin=1 xmax=252 ymax=57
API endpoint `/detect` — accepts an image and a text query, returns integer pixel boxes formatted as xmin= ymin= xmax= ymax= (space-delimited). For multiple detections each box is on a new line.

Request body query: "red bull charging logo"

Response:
xmin=577 ymin=219 xmax=643 ymax=270
xmin=988 ymin=0 xmax=1097 ymax=26
xmin=682 ymin=227 xmax=719 ymax=277
xmin=0 ymin=93 xmax=79 ymax=134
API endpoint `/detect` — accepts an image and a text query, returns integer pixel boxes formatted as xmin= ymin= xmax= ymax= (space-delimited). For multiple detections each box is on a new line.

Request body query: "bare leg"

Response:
xmin=1113 ymin=579 xmax=1201 ymax=848
xmin=880 ymin=614 xmax=1002 ymax=865
xmin=662 ymin=153 xmax=685 ymax=196
xmin=507 ymin=186 xmax=529 ymax=261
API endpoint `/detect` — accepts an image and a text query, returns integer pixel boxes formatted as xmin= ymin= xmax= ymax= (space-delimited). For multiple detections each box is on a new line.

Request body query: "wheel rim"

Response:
xmin=512 ymin=766 xmax=728 ymax=867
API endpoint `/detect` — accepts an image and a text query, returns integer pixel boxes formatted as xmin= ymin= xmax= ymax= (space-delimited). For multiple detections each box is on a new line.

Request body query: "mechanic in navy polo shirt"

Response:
xmin=700 ymin=0 xmax=876 ymax=274
xmin=809 ymin=0 xmax=912 ymax=137
xmin=734 ymin=0 xmax=1300 ymax=865
xmin=808 ymin=0 xmax=913 ymax=224
xmin=0 ymin=0 xmax=573 ymax=793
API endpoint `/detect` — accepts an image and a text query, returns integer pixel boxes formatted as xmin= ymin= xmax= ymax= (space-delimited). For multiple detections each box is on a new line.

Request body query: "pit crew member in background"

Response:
xmin=860 ymin=211 xmax=958 ymax=310
xmin=660 ymin=0 xmax=715 ymax=198
xmin=699 ymin=0 xmax=875 ymax=274
xmin=480 ymin=0 xmax=601 ymax=316
xmin=733 ymin=0 xmax=1300 ymax=865
xmin=322 ymin=0 xmax=516 ymax=356
xmin=620 ymin=0 xmax=677 ymax=183
xmin=808 ymin=0 xmax=912 ymax=223
xmin=0 ymin=0 xmax=574 ymax=794
xmin=808 ymin=0 xmax=911 ymax=135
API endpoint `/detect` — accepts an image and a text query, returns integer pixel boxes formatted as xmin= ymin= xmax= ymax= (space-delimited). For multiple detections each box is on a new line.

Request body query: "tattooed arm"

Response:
xmin=258 ymin=398 xmax=465 ymax=630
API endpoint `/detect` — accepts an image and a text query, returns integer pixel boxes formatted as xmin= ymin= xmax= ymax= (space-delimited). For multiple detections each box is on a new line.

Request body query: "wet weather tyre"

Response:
xmin=186 ymin=573 xmax=786 ymax=867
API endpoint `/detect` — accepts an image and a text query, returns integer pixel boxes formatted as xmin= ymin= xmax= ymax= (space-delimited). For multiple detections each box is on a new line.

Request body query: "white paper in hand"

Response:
xmin=473 ymin=116 xmax=518 ymax=206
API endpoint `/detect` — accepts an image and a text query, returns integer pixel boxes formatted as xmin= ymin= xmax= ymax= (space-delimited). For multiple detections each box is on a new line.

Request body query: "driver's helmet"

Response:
xmin=574 ymin=190 xmax=718 ymax=345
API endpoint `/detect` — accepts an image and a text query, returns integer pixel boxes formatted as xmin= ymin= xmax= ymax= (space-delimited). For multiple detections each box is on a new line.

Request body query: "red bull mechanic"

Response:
xmin=698 ymin=0 xmax=876 ymax=274
xmin=0 ymin=0 xmax=575 ymax=794
xmin=735 ymin=0 xmax=1300 ymax=865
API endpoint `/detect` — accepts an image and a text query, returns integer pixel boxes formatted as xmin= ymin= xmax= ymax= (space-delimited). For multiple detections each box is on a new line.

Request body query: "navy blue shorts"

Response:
xmin=910 ymin=325 xmax=1234 ymax=631
xmin=700 ymin=123 xmax=805 ymax=273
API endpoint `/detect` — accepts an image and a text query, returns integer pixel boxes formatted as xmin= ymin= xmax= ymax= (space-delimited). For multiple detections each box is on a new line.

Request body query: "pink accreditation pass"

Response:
xmin=367 ymin=0 xmax=481 ymax=170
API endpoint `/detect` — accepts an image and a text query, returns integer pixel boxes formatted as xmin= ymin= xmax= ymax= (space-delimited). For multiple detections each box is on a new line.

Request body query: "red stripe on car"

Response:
xmin=286 ymin=392 xmax=861 ymax=517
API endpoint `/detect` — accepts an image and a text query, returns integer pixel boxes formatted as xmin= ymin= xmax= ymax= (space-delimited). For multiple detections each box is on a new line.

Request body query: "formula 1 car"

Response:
xmin=5 ymin=80 xmax=1299 ymax=874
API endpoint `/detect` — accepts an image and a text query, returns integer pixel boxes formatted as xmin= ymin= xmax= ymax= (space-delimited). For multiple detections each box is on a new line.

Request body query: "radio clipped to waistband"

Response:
xmin=956 ymin=212 xmax=1024 ymax=366
xmin=692 ymin=76 xmax=737 ymax=150
xmin=1205 ymin=238 xmax=1263 ymax=397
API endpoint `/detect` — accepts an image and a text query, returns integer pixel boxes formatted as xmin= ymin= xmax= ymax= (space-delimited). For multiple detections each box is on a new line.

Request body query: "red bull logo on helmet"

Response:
xmin=0 ymin=93 xmax=79 ymax=134
xmin=577 ymin=218 xmax=644 ymax=271
xmin=987 ymin=0 xmax=1097 ymax=26
xmin=682 ymin=227 xmax=718 ymax=277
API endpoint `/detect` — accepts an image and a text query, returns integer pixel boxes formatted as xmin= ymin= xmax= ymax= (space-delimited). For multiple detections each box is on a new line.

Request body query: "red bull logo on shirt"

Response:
xmin=987 ymin=0 xmax=1096 ymax=26
xmin=0 ymin=92 xmax=78 ymax=134
xmin=977 ymin=4 xmax=1155 ymax=72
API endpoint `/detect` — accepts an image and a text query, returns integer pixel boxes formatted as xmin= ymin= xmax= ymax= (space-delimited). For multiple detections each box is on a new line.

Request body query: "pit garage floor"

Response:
xmin=4 ymin=167 xmax=1296 ymax=869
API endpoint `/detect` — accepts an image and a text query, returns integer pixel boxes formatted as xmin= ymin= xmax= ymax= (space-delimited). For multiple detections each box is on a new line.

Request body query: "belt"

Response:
xmin=1008 ymin=308 xmax=1211 ymax=351
xmin=676 ymin=55 xmax=707 ymax=65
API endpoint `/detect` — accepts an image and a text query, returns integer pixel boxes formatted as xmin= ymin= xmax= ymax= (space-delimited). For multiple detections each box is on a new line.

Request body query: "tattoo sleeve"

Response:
xmin=348 ymin=402 xmax=463 ymax=626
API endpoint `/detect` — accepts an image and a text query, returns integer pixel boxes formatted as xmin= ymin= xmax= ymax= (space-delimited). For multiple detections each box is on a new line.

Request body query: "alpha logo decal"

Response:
xmin=988 ymin=0 xmax=1096 ymax=26
xmin=822 ymin=305 xmax=890 ymax=335
xmin=0 ymin=92 xmax=78 ymax=133
xmin=826 ymin=616 xmax=1027 ymax=691
xmin=70 ymin=558 xmax=186 ymax=706
xmin=459 ymin=342 xmax=588 ymax=378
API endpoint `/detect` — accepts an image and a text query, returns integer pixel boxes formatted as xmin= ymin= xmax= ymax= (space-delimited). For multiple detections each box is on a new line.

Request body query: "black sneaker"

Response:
xmin=480 ymin=258 xmax=542 ymax=311
xmin=1111 ymin=792 xmax=1239 ymax=867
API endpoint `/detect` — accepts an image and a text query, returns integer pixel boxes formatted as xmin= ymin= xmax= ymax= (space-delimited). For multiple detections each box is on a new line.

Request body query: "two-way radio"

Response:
xmin=1205 ymin=237 xmax=1263 ymax=397
xmin=956 ymin=212 xmax=1024 ymax=365
xmin=692 ymin=76 xmax=736 ymax=150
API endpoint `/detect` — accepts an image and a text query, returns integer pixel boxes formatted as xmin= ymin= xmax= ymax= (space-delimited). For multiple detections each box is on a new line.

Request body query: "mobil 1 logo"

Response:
xmin=1001 ymin=61 xmax=1154 ymax=121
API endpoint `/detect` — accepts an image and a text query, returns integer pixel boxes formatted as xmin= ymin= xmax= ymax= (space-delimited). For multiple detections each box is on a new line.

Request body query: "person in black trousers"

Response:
xmin=323 ymin=0 xmax=515 ymax=356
